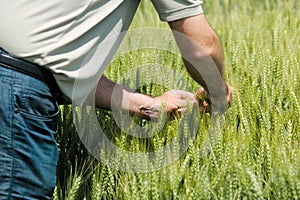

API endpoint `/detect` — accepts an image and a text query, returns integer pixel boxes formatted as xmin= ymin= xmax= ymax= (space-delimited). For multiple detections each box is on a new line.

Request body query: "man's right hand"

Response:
xmin=195 ymin=82 xmax=233 ymax=113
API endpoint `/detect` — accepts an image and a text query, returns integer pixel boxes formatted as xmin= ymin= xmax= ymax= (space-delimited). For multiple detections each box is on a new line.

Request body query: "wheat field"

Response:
xmin=53 ymin=0 xmax=300 ymax=199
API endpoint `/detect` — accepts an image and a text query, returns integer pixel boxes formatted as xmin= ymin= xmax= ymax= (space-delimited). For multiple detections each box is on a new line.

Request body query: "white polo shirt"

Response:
xmin=0 ymin=0 xmax=203 ymax=104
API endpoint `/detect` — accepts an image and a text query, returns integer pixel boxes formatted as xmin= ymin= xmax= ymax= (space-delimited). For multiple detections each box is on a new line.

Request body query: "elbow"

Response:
xmin=192 ymin=33 xmax=224 ymax=78
xmin=195 ymin=32 xmax=223 ymax=62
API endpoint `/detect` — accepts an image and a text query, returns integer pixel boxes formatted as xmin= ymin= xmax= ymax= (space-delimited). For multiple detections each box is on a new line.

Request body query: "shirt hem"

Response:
xmin=158 ymin=5 xmax=204 ymax=22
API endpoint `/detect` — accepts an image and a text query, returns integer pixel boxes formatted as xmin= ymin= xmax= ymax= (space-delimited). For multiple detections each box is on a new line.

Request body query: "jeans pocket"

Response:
xmin=13 ymin=84 xmax=59 ymax=121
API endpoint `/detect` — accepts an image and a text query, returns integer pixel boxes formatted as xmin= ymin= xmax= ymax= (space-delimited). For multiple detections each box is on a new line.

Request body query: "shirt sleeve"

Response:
xmin=150 ymin=0 xmax=203 ymax=22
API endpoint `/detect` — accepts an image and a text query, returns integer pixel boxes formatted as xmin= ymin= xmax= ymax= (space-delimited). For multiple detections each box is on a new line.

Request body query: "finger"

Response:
xmin=198 ymin=101 xmax=211 ymax=113
xmin=227 ymin=84 xmax=233 ymax=107
xmin=199 ymin=105 xmax=210 ymax=113
xmin=195 ymin=87 xmax=208 ymax=98
xmin=195 ymin=87 xmax=205 ymax=96
xmin=171 ymin=90 xmax=197 ymax=100
xmin=177 ymin=99 xmax=210 ymax=113
xmin=176 ymin=99 xmax=197 ymax=108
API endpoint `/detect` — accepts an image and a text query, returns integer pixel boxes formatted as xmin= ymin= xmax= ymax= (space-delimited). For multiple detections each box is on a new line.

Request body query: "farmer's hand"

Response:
xmin=148 ymin=90 xmax=198 ymax=119
xmin=154 ymin=90 xmax=198 ymax=112
xmin=195 ymin=82 xmax=233 ymax=113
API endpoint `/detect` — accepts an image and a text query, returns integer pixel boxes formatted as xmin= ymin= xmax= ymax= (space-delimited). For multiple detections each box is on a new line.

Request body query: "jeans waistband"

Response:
xmin=0 ymin=48 xmax=63 ymax=101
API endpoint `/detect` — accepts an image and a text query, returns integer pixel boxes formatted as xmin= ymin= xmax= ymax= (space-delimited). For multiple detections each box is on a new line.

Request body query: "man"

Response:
xmin=0 ymin=0 xmax=232 ymax=199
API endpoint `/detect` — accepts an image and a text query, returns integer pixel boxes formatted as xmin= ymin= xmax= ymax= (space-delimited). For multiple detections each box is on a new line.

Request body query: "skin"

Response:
xmin=93 ymin=14 xmax=232 ymax=118
xmin=168 ymin=14 xmax=233 ymax=112
xmin=94 ymin=76 xmax=197 ymax=119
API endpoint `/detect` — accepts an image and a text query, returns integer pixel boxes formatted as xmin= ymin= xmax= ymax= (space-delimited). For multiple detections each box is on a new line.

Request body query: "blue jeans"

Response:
xmin=0 ymin=64 xmax=59 ymax=199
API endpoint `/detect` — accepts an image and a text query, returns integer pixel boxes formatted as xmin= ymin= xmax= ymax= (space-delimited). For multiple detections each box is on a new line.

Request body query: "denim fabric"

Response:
xmin=0 ymin=64 xmax=59 ymax=199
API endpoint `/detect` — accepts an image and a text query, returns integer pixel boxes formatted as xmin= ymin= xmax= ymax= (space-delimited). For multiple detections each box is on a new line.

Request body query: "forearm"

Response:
xmin=95 ymin=76 xmax=158 ymax=118
xmin=169 ymin=15 xmax=227 ymax=103
xmin=169 ymin=14 xmax=226 ymax=93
